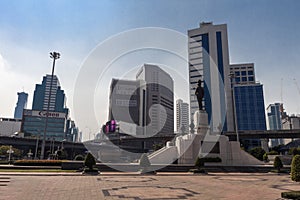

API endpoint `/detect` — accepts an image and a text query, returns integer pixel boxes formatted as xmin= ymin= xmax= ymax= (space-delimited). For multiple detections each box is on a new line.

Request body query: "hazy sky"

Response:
xmin=0 ymin=0 xmax=300 ymax=140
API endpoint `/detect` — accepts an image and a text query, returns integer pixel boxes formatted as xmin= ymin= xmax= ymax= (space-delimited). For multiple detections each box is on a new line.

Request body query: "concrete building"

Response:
xmin=188 ymin=22 xmax=233 ymax=132
xmin=0 ymin=118 xmax=22 ymax=137
xmin=282 ymin=113 xmax=300 ymax=144
xmin=14 ymin=92 xmax=28 ymax=119
xmin=230 ymin=63 xmax=255 ymax=85
xmin=267 ymin=103 xmax=284 ymax=147
xmin=136 ymin=64 xmax=174 ymax=136
xmin=108 ymin=78 xmax=144 ymax=135
xmin=230 ymin=63 xmax=266 ymax=150
xmin=176 ymin=99 xmax=189 ymax=134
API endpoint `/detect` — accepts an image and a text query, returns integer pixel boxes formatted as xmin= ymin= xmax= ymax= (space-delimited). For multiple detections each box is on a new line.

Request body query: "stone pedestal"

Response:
xmin=194 ymin=110 xmax=209 ymax=136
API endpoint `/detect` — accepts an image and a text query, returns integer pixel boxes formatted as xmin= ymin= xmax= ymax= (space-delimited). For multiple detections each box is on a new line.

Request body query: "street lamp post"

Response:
xmin=40 ymin=52 xmax=60 ymax=159
xmin=229 ymin=72 xmax=239 ymax=142
xmin=34 ymin=134 xmax=39 ymax=160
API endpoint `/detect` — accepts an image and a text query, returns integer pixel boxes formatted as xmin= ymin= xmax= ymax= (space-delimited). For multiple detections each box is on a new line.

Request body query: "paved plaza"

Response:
xmin=0 ymin=172 xmax=299 ymax=200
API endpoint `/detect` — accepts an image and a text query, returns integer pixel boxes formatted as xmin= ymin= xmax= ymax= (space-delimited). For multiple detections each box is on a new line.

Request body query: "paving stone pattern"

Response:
xmin=0 ymin=173 xmax=299 ymax=200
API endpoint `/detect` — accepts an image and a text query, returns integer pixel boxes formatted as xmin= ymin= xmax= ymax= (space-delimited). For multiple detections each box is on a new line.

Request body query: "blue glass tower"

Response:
xmin=230 ymin=63 xmax=267 ymax=150
xmin=21 ymin=74 xmax=72 ymax=142
xmin=14 ymin=92 xmax=28 ymax=119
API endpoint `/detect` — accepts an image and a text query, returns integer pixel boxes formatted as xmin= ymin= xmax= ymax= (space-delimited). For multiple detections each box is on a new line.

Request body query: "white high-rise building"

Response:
xmin=188 ymin=22 xmax=233 ymax=132
xmin=176 ymin=99 xmax=189 ymax=134
xmin=136 ymin=64 xmax=174 ymax=136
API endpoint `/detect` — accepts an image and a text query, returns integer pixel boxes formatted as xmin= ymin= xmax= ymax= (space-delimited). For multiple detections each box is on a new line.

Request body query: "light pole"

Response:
xmin=40 ymin=52 xmax=60 ymax=159
xmin=34 ymin=134 xmax=39 ymax=160
xmin=229 ymin=72 xmax=239 ymax=142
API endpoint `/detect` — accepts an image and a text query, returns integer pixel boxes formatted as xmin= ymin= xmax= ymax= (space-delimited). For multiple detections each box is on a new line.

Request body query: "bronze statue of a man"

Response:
xmin=195 ymin=79 xmax=204 ymax=110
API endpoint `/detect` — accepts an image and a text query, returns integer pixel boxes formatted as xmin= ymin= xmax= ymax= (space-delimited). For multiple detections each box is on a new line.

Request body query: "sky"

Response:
xmin=0 ymin=0 xmax=300 ymax=140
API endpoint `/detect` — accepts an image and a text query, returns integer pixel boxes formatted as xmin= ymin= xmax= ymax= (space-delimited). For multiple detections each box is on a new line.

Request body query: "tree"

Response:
xmin=291 ymin=155 xmax=300 ymax=182
xmin=274 ymin=156 xmax=283 ymax=172
xmin=0 ymin=145 xmax=22 ymax=159
xmin=84 ymin=152 xmax=96 ymax=170
xmin=289 ymin=147 xmax=300 ymax=156
xmin=249 ymin=147 xmax=266 ymax=161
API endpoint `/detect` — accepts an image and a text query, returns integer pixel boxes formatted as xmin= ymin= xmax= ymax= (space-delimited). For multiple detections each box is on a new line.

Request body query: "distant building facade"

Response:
xmin=14 ymin=92 xmax=28 ymax=119
xmin=0 ymin=118 xmax=22 ymax=137
xmin=21 ymin=74 xmax=77 ymax=142
xmin=136 ymin=64 xmax=174 ymax=136
xmin=230 ymin=63 xmax=266 ymax=149
xmin=176 ymin=99 xmax=189 ymax=134
xmin=267 ymin=103 xmax=284 ymax=147
xmin=108 ymin=78 xmax=144 ymax=135
xmin=188 ymin=22 xmax=233 ymax=132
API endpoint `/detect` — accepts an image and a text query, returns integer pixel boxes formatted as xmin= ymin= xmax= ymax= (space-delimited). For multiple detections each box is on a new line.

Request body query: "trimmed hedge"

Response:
xmin=274 ymin=156 xmax=283 ymax=172
xmin=281 ymin=191 xmax=300 ymax=199
xmin=14 ymin=160 xmax=63 ymax=166
xmin=291 ymin=155 xmax=300 ymax=182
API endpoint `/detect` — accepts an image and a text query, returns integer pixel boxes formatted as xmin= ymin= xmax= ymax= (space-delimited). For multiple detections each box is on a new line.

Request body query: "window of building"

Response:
xmin=248 ymin=70 xmax=254 ymax=75
xmin=241 ymin=71 xmax=247 ymax=76
xmin=248 ymin=77 xmax=254 ymax=82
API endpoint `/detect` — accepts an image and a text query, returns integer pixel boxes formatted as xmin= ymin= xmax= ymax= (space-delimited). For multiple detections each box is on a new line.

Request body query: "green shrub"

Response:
xmin=291 ymin=155 xmax=300 ymax=182
xmin=74 ymin=154 xmax=84 ymax=161
xmin=195 ymin=157 xmax=204 ymax=169
xmin=84 ymin=153 xmax=96 ymax=170
xmin=263 ymin=153 xmax=269 ymax=162
xmin=281 ymin=191 xmax=300 ymax=199
xmin=289 ymin=148 xmax=300 ymax=156
xmin=249 ymin=147 xmax=265 ymax=161
xmin=14 ymin=160 xmax=63 ymax=166
xmin=274 ymin=156 xmax=283 ymax=172
xmin=267 ymin=150 xmax=279 ymax=155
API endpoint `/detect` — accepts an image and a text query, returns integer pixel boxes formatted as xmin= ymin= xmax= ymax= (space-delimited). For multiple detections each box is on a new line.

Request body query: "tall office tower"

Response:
xmin=176 ymin=99 xmax=189 ymax=134
xmin=136 ymin=64 xmax=174 ymax=136
xmin=32 ymin=74 xmax=68 ymax=114
xmin=230 ymin=63 xmax=266 ymax=149
xmin=21 ymin=74 xmax=71 ymax=142
xmin=188 ymin=22 xmax=233 ymax=132
xmin=267 ymin=103 xmax=283 ymax=147
xmin=108 ymin=78 xmax=144 ymax=135
xmin=14 ymin=92 xmax=28 ymax=119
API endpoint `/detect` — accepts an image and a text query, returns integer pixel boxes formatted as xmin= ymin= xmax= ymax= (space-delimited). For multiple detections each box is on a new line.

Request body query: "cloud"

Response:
xmin=0 ymin=53 xmax=35 ymax=118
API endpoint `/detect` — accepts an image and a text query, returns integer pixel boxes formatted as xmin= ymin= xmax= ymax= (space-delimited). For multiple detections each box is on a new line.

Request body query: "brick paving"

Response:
xmin=0 ymin=173 xmax=299 ymax=200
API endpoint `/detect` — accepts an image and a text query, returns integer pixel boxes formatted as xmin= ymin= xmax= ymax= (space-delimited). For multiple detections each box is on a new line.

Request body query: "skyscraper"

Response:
xmin=188 ymin=22 xmax=233 ymax=132
xmin=136 ymin=64 xmax=174 ymax=136
xmin=267 ymin=103 xmax=283 ymax=147
xmin=176 ymin=99 xmax=189 ymax=134
xmin=21 ymin=74 xmax=73 ymax=142
xmin=32 ymin=74 xmax=68 ymax=114
xmin=14 ymin=92 xmax=28 ymax=119
xmin=108 ymin=78 xmax=144 ymax=135
xmin=230 ymin=63 xmax=267 ymax=149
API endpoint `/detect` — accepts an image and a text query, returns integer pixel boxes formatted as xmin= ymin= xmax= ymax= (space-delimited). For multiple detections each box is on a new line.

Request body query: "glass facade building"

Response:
xmin=21 ymin=74 xmax=78 ymax=142
xmin=267 ymin=103 xmax=284 ymax=147
xmin=14 ymin=92 xmax=28 ymax=119
xmin=234 ymin=84 xmax=267 ymax=149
